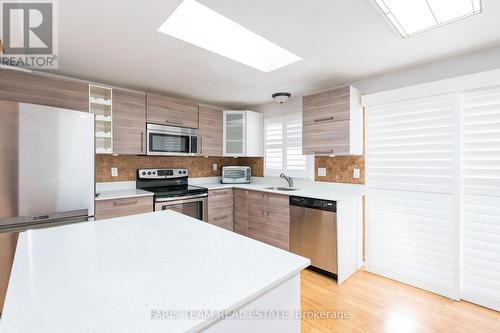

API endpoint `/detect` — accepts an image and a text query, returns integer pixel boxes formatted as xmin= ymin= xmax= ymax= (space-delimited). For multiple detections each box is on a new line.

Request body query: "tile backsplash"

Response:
xmin=314 ymin=156 xmax=365 ymax=184
xmin=95 ymin=155 xmax=264 ymax=182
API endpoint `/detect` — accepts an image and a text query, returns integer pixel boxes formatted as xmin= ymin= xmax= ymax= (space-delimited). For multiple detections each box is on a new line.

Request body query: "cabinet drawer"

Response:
xmin=208 ymin=207 xmax=233 ymax=231
xmin=302 ymin=120 xmax=350 ymax=155
xmin=95 ymin=196 xmax=153 ymax=220
xmin=208 ymin=189 xmax=233 ymax=206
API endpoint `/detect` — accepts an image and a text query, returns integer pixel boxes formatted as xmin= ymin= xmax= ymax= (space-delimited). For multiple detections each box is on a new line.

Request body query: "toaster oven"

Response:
xmin=221 ymin=166 xmax=251 ymax=184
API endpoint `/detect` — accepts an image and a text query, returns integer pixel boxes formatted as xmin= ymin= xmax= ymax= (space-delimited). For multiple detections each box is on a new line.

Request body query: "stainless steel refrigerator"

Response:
xmin=0 ymin=100 xmax=95 ymax=313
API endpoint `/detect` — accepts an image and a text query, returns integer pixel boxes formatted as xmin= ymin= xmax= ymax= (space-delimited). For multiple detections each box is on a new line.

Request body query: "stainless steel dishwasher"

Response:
xmin=289 ymin=196 xmax=337 ymax=278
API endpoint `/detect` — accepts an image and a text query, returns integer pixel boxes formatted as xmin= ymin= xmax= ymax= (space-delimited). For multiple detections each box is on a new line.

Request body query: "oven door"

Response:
xmin=147 ymin=124 xmax=198 ymax=156
xmin=155 ymin=195 xmax=208 ymax=222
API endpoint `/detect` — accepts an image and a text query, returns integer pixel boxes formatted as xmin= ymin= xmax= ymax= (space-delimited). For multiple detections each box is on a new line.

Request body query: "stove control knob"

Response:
xmin=178 ymin=170 xmax=182 ymax=174
xmin=147 ymin=172 xmax=152 ymax=175
xmin=183 ymin=171 xmax=187 ymax=174
xmin=141 ymin=172 xmax=146 ymax=176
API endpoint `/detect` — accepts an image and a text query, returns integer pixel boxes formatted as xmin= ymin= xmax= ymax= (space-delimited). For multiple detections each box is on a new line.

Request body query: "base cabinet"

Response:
xmin=239 ymin=190 xmax=289 ymax=251
xmin=207 ymin=189 xmax=233 ymax=231
xmin=95 ymin=196 xmax=153 ymax=220
xmin=233 ymin=189 xmax=248 ymax=235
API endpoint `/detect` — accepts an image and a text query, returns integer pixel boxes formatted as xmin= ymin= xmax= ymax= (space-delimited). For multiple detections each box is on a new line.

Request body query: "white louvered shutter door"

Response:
xmin=264 ymin=120 xmax=283 ymax=173
xmin=460 ymin=86 xmax=500 ymax=311
xmin=365 ymin=94 xmax=460 ymax=299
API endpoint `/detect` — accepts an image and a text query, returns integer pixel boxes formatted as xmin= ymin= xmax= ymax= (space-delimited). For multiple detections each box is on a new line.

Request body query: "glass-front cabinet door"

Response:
xmin=223 ymin=111 xmax=246 ymax=156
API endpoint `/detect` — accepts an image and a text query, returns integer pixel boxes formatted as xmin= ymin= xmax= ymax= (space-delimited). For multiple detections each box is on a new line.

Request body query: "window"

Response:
xmin=264 ymin=113 xmax=311 ymax=178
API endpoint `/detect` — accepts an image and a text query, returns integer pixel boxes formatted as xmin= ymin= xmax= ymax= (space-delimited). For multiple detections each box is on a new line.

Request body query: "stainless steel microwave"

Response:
xmin=146 ymin=123 xmax=198 ymax=156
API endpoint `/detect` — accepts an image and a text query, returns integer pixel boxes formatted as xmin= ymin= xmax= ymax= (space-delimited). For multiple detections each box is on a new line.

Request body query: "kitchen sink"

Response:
xmin=265 ymin=187 xmax=299 ymax=191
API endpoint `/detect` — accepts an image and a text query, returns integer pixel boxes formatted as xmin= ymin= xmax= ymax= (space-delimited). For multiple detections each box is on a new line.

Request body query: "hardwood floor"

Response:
xmin=301 ymin=269 xmax=500 ymax=333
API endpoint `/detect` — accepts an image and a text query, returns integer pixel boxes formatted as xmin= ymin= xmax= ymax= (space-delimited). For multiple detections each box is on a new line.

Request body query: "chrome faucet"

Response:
xmin=280 ymin=173 xmax=294 ymax=188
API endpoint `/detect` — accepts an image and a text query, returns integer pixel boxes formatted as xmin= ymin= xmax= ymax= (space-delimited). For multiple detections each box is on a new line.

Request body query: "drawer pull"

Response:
xmin=213 ymin=215 xmax=229 ymax=221
xmin=212 ymin=190 xmax=229 ymax=196
xmin=114 ymin=200 xmax=138 ymax=207
xmin=314 ymin=149 xmax=334 ymax=155
xmin=314 ymin=116 xmax=335 ymax=123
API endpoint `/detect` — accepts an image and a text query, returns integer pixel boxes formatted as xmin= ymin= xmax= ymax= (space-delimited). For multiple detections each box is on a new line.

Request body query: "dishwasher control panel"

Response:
xmin=289 ymin=196 xmax=336 ymax=212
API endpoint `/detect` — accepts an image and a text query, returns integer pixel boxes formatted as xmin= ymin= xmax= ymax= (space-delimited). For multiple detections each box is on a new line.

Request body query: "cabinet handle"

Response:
xmin=200 ymin=136 xmax=203 ymax=155
xmin=314 ymin=149 xmax=334 ymax=155
xmin=213 ymin=215 xmax=229 ymax=221
xmin=212 ymin=190 xmax=229 ymax=196
xmin=114 ymin=200 xmax=138 ymax=207
xmin=141 ymin=132 xmax=144 ymax=153
xmin=314 ymin=116 xmax=335 ymax=123
xmin=261 ymin=195 xmax=265 ymax=215
xmin=267 ymin=194 xmax=270 ymax=216
xmin=165 ymin=120 xmax=183 ymax=126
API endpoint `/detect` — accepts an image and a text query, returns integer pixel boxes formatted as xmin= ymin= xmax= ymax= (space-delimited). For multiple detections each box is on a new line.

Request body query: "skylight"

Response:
xmin=374 ymin=0 xmax=482 ymax=38
xmin=158 ymin=0 xmax=301 ymax=72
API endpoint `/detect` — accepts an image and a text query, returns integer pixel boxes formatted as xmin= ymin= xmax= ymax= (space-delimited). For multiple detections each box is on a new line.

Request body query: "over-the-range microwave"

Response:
xmin=146 ymin=123 xmax=198 ymax=156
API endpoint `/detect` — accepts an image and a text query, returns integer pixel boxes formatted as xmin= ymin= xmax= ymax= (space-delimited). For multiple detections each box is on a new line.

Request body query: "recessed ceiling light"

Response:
xmin=374 ymin=0 xmax=482 ymax=38
xmin=158 ymin=0 xmax=301 ymax=72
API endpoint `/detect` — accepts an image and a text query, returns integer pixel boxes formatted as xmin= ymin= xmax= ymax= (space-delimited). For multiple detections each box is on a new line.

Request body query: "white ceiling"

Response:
xmin=57 ymin=0 xmax=500 ymax=107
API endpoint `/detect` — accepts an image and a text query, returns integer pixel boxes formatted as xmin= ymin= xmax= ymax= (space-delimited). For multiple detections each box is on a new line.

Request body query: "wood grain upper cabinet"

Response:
xmin=246 ymin=190 xmax=290 ymax=251
xmin=233 ymin=189 xmax=248 ymax=236
xmin=146 ymin=93 xmax=199 ymax=128
xmin=113 ymin=89 xmax=147 ymax=155
xmin=0 ymin=69 xmax=88 ymax=111
xmin=198 ymin=104 xmax=223 ymax=156
xmin=302 ymin=85 xmax=363 ymax=156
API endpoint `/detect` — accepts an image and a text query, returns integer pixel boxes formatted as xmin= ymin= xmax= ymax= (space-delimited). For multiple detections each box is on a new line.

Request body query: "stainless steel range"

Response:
xmin=136 ymin=168 xmax=208 ymax=221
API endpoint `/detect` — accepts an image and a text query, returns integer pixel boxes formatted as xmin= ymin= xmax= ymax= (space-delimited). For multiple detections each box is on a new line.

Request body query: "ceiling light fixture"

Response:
xmin=373 ymin=0 xmax=482 ymax=38
xmin=272 ymin=92 xmax=291 ymax=104
xmin=158 ymin=0 xmax=301 ymax=72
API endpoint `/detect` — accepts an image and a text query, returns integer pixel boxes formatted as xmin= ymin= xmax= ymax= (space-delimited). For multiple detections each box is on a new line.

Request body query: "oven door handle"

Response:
xmin=155 ymin=193 xmax=208 ymax=203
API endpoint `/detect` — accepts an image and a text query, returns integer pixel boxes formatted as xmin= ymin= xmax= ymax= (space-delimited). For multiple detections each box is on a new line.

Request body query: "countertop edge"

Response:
xmin=95 ymin=190 xmax=154 ymax=201
xmin=186 ymin=260 xmax=310 ymax=333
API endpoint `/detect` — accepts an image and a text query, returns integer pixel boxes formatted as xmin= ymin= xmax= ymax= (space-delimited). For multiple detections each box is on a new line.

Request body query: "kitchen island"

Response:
xmin=1 ymin=211 xmax=310 ymax=333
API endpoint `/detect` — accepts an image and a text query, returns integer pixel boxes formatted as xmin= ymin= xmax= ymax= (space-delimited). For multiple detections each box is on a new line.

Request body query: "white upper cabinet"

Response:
xmin=302 ymin=85 xmax=363 ymax=156
xmin=223 ymin=110 xmax=263 ymax=157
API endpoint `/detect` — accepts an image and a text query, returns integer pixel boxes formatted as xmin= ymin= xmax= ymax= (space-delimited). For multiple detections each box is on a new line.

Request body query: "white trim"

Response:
xmin=362 ymin=68 xmax=500 ymax=107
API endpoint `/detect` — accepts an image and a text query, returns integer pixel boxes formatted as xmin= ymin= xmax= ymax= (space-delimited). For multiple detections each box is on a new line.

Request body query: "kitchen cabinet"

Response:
xmin=233 ymin=189 xmax=248 ymax=235
xmin=223 ymin=110 xmax=263 ymax=157
xmin=207 ymin=188 xmax=233 ymax=231
xmin=245 ymin=190 xmax=290 ymax=251
xmin=147 ymin=93 xmax=199 ymax=128
xmin=0 ymin=69 xmax=88 ymax=112
xmin=113 ymin=89 xmax=147 ymax=155
xmin=89 ymin=85 xmax=113 ymax=154
xmin=95 ymin=196 xmax=153 ymax=220
xmin=302 ymin=85 xmax=363 ymax=156
xmin=198 ymin=104 xmax=223 ymax=156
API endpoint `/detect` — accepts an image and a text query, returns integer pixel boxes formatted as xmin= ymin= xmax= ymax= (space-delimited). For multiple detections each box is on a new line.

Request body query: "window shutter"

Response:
xmin=460 ymin=86 xmax=500 ymax=311
xmin=365 ymin=94 xmax=460 ymax=299
xmin=264 ymin=113 xmax=307 ymax=177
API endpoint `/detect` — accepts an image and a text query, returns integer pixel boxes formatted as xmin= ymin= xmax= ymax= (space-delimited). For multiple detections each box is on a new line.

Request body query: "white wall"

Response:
xmin=254 ymin=46 xmax=500 ymax=115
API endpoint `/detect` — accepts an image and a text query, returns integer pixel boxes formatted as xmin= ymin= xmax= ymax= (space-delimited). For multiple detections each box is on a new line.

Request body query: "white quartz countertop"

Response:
xmin=1 ymin=211 xmax=310 ymax=333
xmin=95 ymin=188 xmax=153 ymax=201
xmin=198 ymin=180 xmax=364 ymax=202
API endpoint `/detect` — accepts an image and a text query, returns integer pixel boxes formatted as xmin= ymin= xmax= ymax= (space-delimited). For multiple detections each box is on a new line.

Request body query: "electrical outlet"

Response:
xmin=111 ymin=167 xmax=118 ymax=177
xmin=213 ymin=163 xmax=218 ymax=171
xmin=353 ymin=168 xmax=360 ymax=179
xmin=318 ymin=168 xmax=327 ymax=177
